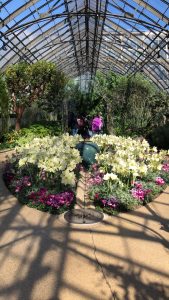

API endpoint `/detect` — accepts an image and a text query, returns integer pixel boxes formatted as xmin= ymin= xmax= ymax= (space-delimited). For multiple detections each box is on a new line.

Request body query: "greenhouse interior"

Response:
xmin=0 ymin=1 xmax=169 ymax=300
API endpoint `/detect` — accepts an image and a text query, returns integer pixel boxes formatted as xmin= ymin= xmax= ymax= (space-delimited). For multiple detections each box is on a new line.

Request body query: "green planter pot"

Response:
xmin=76 ymin=141 xmax=100 ymax=168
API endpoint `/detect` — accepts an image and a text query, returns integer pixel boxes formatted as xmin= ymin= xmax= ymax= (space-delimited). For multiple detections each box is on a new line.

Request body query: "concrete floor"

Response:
xmin=0 ymin=151 xmax=169 ymax=300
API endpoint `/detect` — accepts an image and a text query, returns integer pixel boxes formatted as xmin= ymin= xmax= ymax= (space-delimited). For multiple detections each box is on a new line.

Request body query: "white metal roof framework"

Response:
xmin=0 ymin=0 xmax=169 ymax=90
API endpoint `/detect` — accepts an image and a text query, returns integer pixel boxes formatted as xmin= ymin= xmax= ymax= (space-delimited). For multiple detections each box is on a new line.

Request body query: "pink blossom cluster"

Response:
xmin=91 ymin=163 xmax=99 ymax=172
xmin=155 ymin=177 xmax=165 ymax=185
xmin=131 ymin=182 xmax=152 ymax=201
xmin=14 ymin=176 xmax=31 ymax=193
xmin=88 ymin=171 xmax=104 ymax=186
xmin=131 ymin=188 xmax=148 ymax=201
xmin=162 ymin=163 xmax=169 ymax=172
xmin=133 ymin=181 xmax=143 ymax=189
xmin=28 ymin=188 xmax=74 ymax=209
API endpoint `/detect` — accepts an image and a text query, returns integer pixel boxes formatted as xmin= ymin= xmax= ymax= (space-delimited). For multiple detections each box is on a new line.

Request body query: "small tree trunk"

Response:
xmin=62 ymin=98 xmax=68 ymax=132
xmin=64 ymin=99 xmax=68 ymax=131
xmin=15 ymin=106 xmax=24 ymax=131
xmin=2 ymin=113 xmax=9 ymax=134
xmin=106 ymin=101 xmax=114 ymax=134
xmin=15 ymin=116 xmax=21 ymax=131
xmin=0 ymin=78 xmax=9 ymax=135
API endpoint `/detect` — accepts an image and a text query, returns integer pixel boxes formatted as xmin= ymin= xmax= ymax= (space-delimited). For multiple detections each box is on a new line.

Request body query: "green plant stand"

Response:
xmin=76 ymin=140 xmax=100 ymax=169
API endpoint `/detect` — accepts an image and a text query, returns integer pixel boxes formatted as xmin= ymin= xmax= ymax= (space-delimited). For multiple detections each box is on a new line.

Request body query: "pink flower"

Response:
xmin=144 ymin=189 xmax=152 ymax=195
xmin=101 ymin=199 xmax=107 ymax=206
xmin=162 ymin=163 xmax=169 ymax=172
xmin=131 ymin=188 xmax=145 ymax=201
xmin=15 ymin=186 xmax=22 ymax=193
xmin=94 ymin=193 xmax=99 ymax=199
xmin=88 ymin=173 xmax=104 ymax=186
xmin=133 ymin=181 xmax=143 ymax=189
xmin=131 ymin=187 xmax=151 ymax=201
xmin=28 ymin=189 xmax=74 ymax=209
xmin=92 ymin=164 xmax=98 ymax=171
xmin=155 ymin=177 xmax=165 ymax=185
xmin=28 ymin=192 xmax=37 ymax=199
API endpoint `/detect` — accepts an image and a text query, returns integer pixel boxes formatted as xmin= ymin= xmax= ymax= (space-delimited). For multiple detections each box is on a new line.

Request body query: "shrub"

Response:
xmin=147 ymin=124 xmax=169 ymax=150
xmin=0 ymin=122 xmax=62 ymax=149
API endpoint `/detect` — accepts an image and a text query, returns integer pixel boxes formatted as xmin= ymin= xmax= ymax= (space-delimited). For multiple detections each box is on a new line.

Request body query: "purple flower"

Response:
xmin=100 ymin=196 xmax=119 ymax=209
xmin=28 ymin=189 xmax=74 ymax=209
xmin=45 ymin=191 xmax=74 ymax=208
xmin=12 ymin=176 xmax=32 ymax=193
xmin=38 ymin=188 xmax=47 ymax=195
xmin=22 ymin=176 xmax=31 ymax=187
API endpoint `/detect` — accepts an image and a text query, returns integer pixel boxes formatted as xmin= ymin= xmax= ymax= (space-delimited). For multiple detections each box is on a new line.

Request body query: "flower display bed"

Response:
xmin=3 ymin=134 xmax=169 ymax=215
xmin=3 ymin=134 xmax=82 ymax=214
xmin=87 ymin=135 xmax=169 ymax=215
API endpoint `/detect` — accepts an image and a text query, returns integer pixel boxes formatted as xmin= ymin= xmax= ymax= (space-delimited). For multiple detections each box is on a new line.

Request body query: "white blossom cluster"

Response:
xmin=11 ymin=133 xmax=168 ymax=187
xmin=14 ymin=134 xmax=82 ymax=186
xmin=91 ymin=134 xmax=167 ymax=182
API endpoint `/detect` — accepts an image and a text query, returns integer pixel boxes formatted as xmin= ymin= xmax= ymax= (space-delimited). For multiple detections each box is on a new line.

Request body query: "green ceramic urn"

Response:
xmin=76 ymin=141 xmax=100 ymax=168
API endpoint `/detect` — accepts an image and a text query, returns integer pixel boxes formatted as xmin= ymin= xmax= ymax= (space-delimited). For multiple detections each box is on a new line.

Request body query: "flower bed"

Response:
xmin=3 ymin=133 xmax=169 ymax=215
xmin=3 ymin=134 xmax=82 ymax=214
xmin=88 ymin=135 xmax=169 ymax=215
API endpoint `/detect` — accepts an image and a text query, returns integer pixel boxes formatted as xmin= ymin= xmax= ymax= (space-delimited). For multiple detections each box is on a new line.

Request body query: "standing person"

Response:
xmin=87 ymin=115 xmax=93 ymax=137
xmin=92 ymin=112 xmax=103 ymax=135
xmin=68 ymin=112 xmax=78 ymax=136
xmin=77 ymin=115 xmax=85 ymax=136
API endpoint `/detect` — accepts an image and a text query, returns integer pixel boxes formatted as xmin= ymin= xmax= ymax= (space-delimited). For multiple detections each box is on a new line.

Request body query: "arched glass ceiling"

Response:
xmin=0 ymin=0 xmax=169 ymax=90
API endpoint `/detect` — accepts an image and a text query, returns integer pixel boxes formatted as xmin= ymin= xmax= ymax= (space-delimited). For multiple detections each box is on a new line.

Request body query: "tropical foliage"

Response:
xmin=0 ymin=73 xmax=9 ymax=135
xmin=92 ymin=72 xmax=169 ymax=135
xmin=0 ymin=122 xmax=62 ymax=150
xmin=5 ymin=61 xmax=67 ymax=130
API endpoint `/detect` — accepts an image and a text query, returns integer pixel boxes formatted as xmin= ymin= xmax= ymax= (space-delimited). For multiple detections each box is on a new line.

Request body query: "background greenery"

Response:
xmin=1 ymin=61 xmax=169 ymax=150
xmin=0 ymin=122 xmax=62 ymax=150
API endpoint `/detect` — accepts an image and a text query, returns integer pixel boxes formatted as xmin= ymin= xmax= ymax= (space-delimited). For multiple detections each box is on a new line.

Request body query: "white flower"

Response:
xmin=110 ymin=173 xmax=118 ymax=180
xmin=103 ymin=173 xmax=118 ymax=181
xmin=103 ymin=173 xmax=111 ymax=180
xmin=61 ymin=170 xmax=76 ymax=186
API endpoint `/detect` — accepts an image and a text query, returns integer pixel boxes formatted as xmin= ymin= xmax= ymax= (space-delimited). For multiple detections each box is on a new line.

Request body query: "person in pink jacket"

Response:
xmin=92 ymin=112 xmax=103 ymax=135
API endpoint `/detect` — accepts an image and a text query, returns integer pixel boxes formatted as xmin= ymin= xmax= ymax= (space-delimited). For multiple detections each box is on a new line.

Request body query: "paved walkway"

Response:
xmin=0 ymin=151 xmax=169 ymax=300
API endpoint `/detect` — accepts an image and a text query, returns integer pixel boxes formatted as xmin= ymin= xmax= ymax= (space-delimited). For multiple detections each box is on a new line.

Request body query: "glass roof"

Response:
xmin=0 ymin=0 xmax=169 ymax=89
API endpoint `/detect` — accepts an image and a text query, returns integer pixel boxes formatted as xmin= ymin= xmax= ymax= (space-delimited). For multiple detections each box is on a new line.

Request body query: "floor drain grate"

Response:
xmin=64 ymin=208 xmax=104 ymax=224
